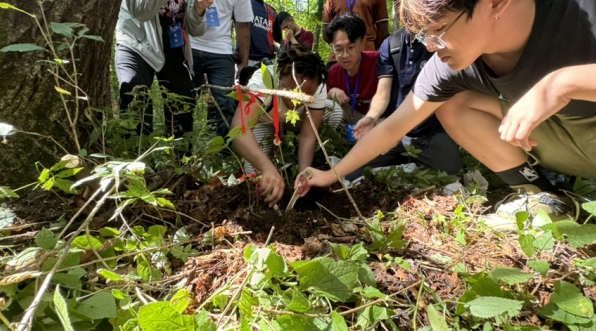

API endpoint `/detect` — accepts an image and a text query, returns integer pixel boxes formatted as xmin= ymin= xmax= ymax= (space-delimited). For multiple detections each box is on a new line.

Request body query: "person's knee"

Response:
xmin=434 ymin=93 xmax=470 ymax=130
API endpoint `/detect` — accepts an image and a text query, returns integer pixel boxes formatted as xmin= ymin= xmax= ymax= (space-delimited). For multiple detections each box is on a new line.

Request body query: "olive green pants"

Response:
xmin=527 ymin=115 xmax=596 ymax=179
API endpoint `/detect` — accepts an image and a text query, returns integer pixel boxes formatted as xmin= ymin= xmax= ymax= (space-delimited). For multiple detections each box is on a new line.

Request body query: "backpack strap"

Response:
xmin=389 ymin=27 xmax=406 ymax=69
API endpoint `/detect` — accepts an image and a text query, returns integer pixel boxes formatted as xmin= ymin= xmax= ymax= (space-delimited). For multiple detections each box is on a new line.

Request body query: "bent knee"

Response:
xmin=435 ymin=90 xmax=502 ymax=129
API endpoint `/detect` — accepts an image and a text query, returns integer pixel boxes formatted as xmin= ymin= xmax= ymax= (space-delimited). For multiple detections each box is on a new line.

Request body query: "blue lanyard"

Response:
xmin=346 ymin=0 xmax=356 ymax=10
xmin=343 ymin=66 xmax=361 ymax=116
xmin=170 ymin=0 xmax=179 ymax=23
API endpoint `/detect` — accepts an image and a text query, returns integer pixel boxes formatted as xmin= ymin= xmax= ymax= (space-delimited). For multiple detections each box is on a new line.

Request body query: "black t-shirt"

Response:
xmin=414 ymin=0 xmax=596 ymax=117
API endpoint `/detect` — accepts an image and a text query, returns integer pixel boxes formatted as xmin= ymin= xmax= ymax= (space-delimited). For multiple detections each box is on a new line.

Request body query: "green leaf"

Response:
xmin=518 ymin=234 xmax=536 ymax=258
xmin=330 ymin=311 xmax=348 ymax=331
xmin=147 ymin=225 xmax=167 ymax=240
xmin=465 ymin=297 xmax=523 ymax=319
xmin=266 ymin=251 xmax=287 ymax=277
xmin=581 ymin=257 xmax=596 ymax=267
xmin=358 ymin=264 xmax=377 ymax=287
xmin=0 ymin=3 xmax=32 ymax=16
xmin=54 ymin=178 xmax=78 ymax=194
xmin=111 ymin=289 xmax=127 ymax=300
xmin=287 ymin=290 xmax=310 ymax=313
xmin=560 ymin=224 xmax=596 ymax=248
xmin=138 ymin=302 xmax=188 ymax=331
xmin=51 ymin=22 xmax=74 ymax=37
xmin=97 ymin=269 xmax=123 ymax=282
xmin=386 ymin=225 xmax=406 ymax=250
xmin=206 ymin=136 xmax=225 ymax=154
xmin=99 ymin=227 xmax=121 ymax=237
xmin=533 ymin=231 xmax=554 ymax=250
xmin=516 ymin=211 xmax=529 ymax=230
xmin=156 ymin=197 xmax=175 ymax=209
xmin=550 ymin=281 xmax=594 ymax=318
xmin=291 ymin=257 xmax=360 ymax=302
xmin=0 ymin=43 xmax=45 ymax=52
xmin=329 ymin=243 xmax=350 ymax=260
xmin=52 ymin=273 xmax=81 ymax=289
xmin=537 ymin=302 xmax=592 ymax=325
xmin=36 ymin=227 xmax=57 ymax=250
xmin=0 ymin=186 xmax=19 ymax=198
xmin=194 ymin=310 xmax=217 ymax=331
xmin=582 ymin=201 xmax=596 ymax=215
xmin=470 ymin=276 xmax=506 ymax=297
xmin=213 ymin=292 xmax=229 ymax=310
xmin=53 ymin=286 xmax=75 ymax=331
xmin=55 ymin=86 xmax=72 ymax=96
xmin=72 ymin=235 xmax=104 ymax=250
xmin=490 ymin=267 xmax=533 ymax=285
xmin=427 ymin=305 xmax=448 ymax=331
xmin=360 ymin=287 xmax=388 ymax=299
xmin=76 ymin=291 xmax=117 ymax=320
xmin=261 ymin=63 xmax=274 ymax=89
xmin=170 ymin=289 xmax=191 ymax=313
xmin=528 ymin=260 xmax=549 ymax=277
xmin=80 ymin=34 xmax=104 ymax=42
xmin=55 ymin=168 xmax=82 ymax=178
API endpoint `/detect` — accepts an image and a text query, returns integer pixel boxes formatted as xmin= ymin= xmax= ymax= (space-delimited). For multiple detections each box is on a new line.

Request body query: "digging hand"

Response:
xmin=260 ymin=166 xmax=285 ymax=207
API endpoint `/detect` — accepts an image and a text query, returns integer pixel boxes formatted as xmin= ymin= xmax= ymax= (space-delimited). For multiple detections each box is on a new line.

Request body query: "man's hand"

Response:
xmin=284 ymin=28 xmax=295 ymax=42
xmin=328 ymin=88 xmax=350 ymax=104
xmin=260 ymin=166 xmax=285 ymax=207
xmin=499 ymin=73 xmax=570 ymax=151
xmin=354 ymin=116 xmax=376 ymax=140
xmin=296 ymin=167 xmax=336 ymax=197
xmin=194 ymin=0 xmax=213 ymax=16
xmin=236 ymin=62 xmax=247 ymax=80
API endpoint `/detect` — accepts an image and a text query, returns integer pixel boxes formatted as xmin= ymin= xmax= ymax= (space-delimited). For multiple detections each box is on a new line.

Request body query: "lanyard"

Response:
xmin=170 ymin=0 xmax=180 ymax=23
xmin=346 ymin=0 xmax=356 ymax=10
xmin=343 ymin=67 xmax=361 ymax=116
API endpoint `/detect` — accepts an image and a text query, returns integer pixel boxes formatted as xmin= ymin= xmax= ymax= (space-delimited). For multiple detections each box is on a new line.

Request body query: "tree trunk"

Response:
xmin=0 ymin=0 xmax=120 ymax=187
xmin=313 ymin=0 xmax=324 ymax=53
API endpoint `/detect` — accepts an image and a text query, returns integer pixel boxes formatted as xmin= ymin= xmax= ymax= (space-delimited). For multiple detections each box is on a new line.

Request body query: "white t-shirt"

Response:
xmin=189 ymin=0 xmax=253 ymax=54
xmin=247 ymin=65 xmax=328 ymax=119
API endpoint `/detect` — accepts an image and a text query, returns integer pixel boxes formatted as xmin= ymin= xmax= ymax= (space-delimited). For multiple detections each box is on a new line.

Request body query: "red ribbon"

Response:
xmin=236 ymin=85 xmax=246 ymax=133
xmin=273 ymin=96 xmax=281 ymax=144
xmin=236 ymin=85 xmax=266 ymax=134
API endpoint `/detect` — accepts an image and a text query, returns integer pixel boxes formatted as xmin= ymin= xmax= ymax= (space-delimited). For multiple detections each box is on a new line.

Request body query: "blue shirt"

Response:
xmin=377 ymin=33 xmax=443 ymax=136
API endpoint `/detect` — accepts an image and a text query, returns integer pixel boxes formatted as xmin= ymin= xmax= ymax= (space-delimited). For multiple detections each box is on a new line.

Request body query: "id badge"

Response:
xmin=346 ymin=123 xmax=356 ymax=143
xmin=206 ymin=7 xmax=220 ymax=27
xmin=168 ymin=23 xmax=184 ymax=49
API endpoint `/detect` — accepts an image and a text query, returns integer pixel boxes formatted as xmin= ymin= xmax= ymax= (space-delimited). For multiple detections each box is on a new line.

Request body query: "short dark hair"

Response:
xmin=326 ymin=12 xmax=366 ymax=43
xmin=399 ymin=0 xmax=480 ymax=34
xmin=277 ymin=11 xmax=292 ymax=25
xmin=277 ymin=44 xmax=328 ymax=85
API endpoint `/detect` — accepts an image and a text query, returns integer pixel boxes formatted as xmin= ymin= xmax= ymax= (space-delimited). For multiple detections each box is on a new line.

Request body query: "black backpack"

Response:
xmin=387 ymin=27 xmax=441 ymax=142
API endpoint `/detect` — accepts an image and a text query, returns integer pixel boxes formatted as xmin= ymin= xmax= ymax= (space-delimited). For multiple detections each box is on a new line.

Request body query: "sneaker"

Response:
xmin=481 ymin=191 xmax=576 ymax=232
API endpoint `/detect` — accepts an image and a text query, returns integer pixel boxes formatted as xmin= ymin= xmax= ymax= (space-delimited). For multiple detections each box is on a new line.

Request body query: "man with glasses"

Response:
xmin=325 ymin=13 xmax=380 ymax=141
xmin=322 ymin=0 xmax=389 ymax=68
xmin=299 ymin=0 xmax=596 ymax=230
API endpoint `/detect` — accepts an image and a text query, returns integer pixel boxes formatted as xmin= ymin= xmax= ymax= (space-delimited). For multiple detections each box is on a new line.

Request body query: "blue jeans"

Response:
xmin=192 ymin=50 xmax=236 ymax=138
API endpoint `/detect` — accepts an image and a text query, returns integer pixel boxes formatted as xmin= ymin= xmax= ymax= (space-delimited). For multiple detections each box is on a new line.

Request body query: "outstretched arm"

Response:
xmin=300 ymin=92 xmax=443 ymax=191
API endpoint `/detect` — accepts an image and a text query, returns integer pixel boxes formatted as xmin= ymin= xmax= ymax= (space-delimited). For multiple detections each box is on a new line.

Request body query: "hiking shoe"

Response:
xmin=481 ymin=191 xmax=575 ymax=232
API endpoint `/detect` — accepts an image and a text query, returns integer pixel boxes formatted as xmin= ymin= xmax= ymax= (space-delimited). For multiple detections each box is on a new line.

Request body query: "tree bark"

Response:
xmin=0 ymin=0 xmax=120 ymax=187
xmin=312 ymin=0 xmax=324 ymax=53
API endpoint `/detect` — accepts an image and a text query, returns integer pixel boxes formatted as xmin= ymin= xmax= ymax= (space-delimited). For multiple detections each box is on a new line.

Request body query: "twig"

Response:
xmin=412 ymin=277 xmax=426 ymax=330
xmin=287 ymin=63 xmax=364 ymax=220
xmin=218 ymin=226 xmax=275 ymax=328
xmin=202 ymin=74 xmax=230 ymax=129
xmin=197 ymin=84 xmax=314 ymax=104
xmin=12 ymin=130 xmax=70 ymax=155
xmin=411 ymin=185 xmax=437 ymax=198
xmin=16 ymin=187 xmax=116 ymax=331
xmin=135 ymin=287 xmax=149 ymax=305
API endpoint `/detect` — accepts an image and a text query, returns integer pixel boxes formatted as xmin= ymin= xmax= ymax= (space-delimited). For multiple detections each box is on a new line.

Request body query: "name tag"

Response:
xmin=168 ymin=22 xmax=184 ymax=49
xmin=206 ymin=7 xmax=220 ymax=27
